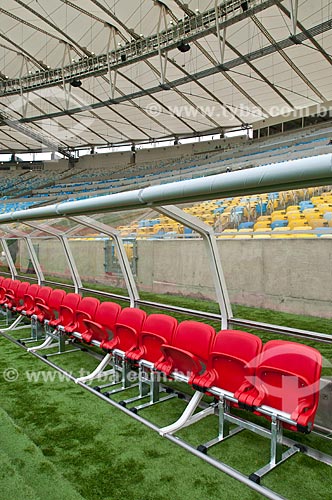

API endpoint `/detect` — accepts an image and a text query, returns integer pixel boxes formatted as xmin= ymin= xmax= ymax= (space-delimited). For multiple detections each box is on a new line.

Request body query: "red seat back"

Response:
xmin=7 ymin=279 xmax=20 ymax=293
xmin=37 ymin=288 xmax=66 ymax=322
xmin=73 ymin=297 xmax=100 ymax=333
xmin=173 ymin=320 xmax=215 ymax=368
xmin=35 ymin=286 xmax=53 ymax=304
xmin=157 ymin=321 xmax=216 ymax=382
xmin=2 ymin=279 xmax=20 ymax=303
xmin=255 ymin=340 xmax=322 ymax=429
xmin=48 ymin=289 xmax=67 ymax=316
xmin=138 ymin=314 xmax=178 ymax=363
xmin=82 ymin=301 xmax=121 ymax=344
xmin=58 ymin=293 xmax=81 ymax=326
xmin=6 ymin=280 xmax=30 ymax=308
xmin=208 ymin=330 xmax=262 ymax=392
xmin=113 ymin=308 xmax=147 ymax=352
xmin=95 ymin=301 xmax=121 ymax=335
xmin=18 ymin=284 xmax=40 ymax=311
xmin=16 ymin=281 xmax=30 ymax=302
xmin=0 ymin=278 xmax=13 ymax=299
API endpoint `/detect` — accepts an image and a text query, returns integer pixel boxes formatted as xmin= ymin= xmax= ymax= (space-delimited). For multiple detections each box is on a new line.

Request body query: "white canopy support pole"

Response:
xmin=23 ymin=222 xmax=82 ymax=293
xmin=69 ymin=215 xmax=140 ymax=307
xmin=0 ymin=155 xmax=331 ymax=223
xmin=0 ymin=238 xmax=17 ymax=279
xmin=25 ymin=237 xmax=45 ymax=285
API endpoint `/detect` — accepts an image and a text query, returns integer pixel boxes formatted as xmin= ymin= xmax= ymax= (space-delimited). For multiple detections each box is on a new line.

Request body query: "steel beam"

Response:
xmin=0 ymin=0 xmax=275 ymax=96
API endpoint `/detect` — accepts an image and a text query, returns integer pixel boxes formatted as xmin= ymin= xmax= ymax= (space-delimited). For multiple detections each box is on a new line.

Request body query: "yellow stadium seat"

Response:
xmin=271 ymin=210 xmax=286 ymax=217
xmin=292 ymin=225 xmax=313 ymax=231
xmin=291 ymin=234 xmax=317 ymax=238
xmin=254 ymin=227 xmax=271 ymax=233
xmin=317 ymin=204 xmax=332 ymax=213
xmin=302 ymin=208 xmax=321 ymax=215
xmin=308 ymin=219 xmax=328 ymax=228
xmin=288 ymin=220 xmax=309 ymax=230
xmin=286 ymin=205 xmax=300 ymax=212
xmin=253 ymin=221 xmax=271 ymax=230
xmin=287 ymin=212 xmax=306 ymax=221
xmin=256 ymin=216 xmax=271 ymax=222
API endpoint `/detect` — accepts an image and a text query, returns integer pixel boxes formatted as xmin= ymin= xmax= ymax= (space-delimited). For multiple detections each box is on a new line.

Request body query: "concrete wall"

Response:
xmin=18 ymin=239 xmax=127 ymax=289
xmin=136 ymin=239 xmax=332 ymax=319
xmin=16 ymin=237 xmax=332 ymax=318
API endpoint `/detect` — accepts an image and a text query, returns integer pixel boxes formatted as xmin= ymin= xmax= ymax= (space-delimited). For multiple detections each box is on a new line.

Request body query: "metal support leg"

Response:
xmin=197 ymin=398 xmax=244 ymax=452
xmin=0 ymin=314 xmax=25 ymax=332
xmin=121 ymin=364 xmax=177 ymax=411
xmin=31 ymin=317 xmax=45 ymax=340
xmin=271 ymin=416 xmax=283 ymax=466
xmin=104 ymin=354 xmax=138 ymax=395
xmin=27 ymin=335 xmax=55 ymax=352
xmin=76 ymin=353 xmax=113 ymax=383
xmin=159 ymin=391 xmax=214 ymax=436
xmin=250 ymin=417 xmax=300 ymax=483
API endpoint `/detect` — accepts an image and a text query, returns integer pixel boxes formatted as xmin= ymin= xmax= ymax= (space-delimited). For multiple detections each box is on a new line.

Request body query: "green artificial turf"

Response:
xmin=0 ymin=293 xmax=332 ymax=500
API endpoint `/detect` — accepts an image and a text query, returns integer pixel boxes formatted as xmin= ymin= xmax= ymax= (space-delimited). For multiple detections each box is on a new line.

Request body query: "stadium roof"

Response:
xmin=0 ymin=0 xmax=331 ymax=154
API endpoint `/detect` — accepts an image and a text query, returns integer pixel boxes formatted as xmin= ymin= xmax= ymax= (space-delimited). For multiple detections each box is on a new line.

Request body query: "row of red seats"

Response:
xmin=0 ymin=276 xmax=322 ymax=433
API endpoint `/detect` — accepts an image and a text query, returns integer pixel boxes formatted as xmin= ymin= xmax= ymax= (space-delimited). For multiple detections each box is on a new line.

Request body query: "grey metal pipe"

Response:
xmin=0 ymin=154 xmax=331 ymax=224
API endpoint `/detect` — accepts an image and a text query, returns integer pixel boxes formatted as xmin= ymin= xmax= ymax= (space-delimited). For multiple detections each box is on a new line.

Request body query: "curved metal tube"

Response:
xmin=0 ymin=154 xmax=331 ymax=224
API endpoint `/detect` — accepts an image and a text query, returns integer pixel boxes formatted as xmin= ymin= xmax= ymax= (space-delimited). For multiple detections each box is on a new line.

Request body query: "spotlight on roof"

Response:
xmin=70 ymin=79 xmax=82 ymax=88
xmin=177 ymin=40 xmax=190 ymax=53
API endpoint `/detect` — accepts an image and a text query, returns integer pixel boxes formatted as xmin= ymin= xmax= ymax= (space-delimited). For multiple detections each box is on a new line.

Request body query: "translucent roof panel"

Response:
xmin=0 ymin=0 xmax=331 ymax=152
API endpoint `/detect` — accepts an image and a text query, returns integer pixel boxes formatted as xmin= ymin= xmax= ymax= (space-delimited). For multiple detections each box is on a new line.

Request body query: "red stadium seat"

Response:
xmin=155 ymin=320 xmax=215 ymax=384
xmin=0 ymin=278 xmax=16 ymax=305
xmin=48 ymin=293 xmax=81 ymax=329
xmin=25 ymin=286 xmax=53 ymax=318
xmin=81 ymin=301 xmax=121 ymax=344
xmin=126 ymin=313 xmax=178 ymax=363
xmin=6 ymin=281 xmax=30 ymax=310
xmin=101 ymin=307 xmax=147 ymax=352
xmin=237 ymin=340 xmax=322 ymax=432
xmin=192 ymin=329 xmax=262 ymax=393
xmin=16 ymin=284 xmax=40 ymax=314
xmin=36 ymin=289 xmax=66 ymax=323
xmin=1 ymin=279 xmax=20 ymax=306
xmin=64 ymin=297 xmax=100 ymax=335
xmin=76 ymin=307 xmax=146 ymax=386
